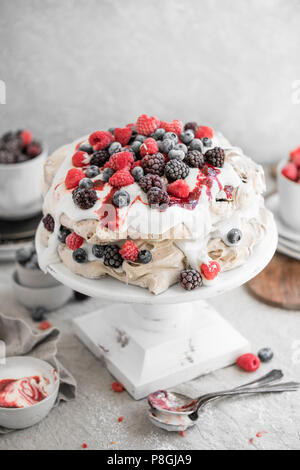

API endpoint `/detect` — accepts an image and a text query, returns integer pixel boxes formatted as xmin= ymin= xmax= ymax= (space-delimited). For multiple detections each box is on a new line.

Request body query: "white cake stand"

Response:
xmin=36 ymin=219 xmax=278 ymax=399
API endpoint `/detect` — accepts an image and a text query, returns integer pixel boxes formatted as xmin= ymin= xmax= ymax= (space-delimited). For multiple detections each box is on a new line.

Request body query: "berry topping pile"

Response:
xmin=282 ymin=146 xmax=300 ymax=183
xmin=0 ymin=129 xmax=42 ymax=164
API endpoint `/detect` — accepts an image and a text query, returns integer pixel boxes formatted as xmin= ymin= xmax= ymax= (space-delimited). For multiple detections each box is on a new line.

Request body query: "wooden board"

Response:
xmin=247 ymin=252 xmax=300 ymax=310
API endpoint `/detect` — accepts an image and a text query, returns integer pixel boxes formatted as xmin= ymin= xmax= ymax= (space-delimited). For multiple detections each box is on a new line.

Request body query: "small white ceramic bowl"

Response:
xmin=16 ymin=263 xmax=59 ymax=289
xmin=12 ymin=271 xmax=74 ymax=310
xmin=0 ymin=356 xmax=59 ymax=429
xmin=277 ymin=159 xmax=300 ymax=233
xmin=0 ymin=146 xmax=47 ymax=220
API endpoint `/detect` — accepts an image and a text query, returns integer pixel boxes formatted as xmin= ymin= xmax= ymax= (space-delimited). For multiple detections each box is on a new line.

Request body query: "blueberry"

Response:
xmin=113 ymin=190 xmax=130 ymax=208
xmin=58 ymin=226 xmax=71 ymax=244
xmin=168 ymin=149 xmax=185 ymax=161
xmin=108 ymin=127 xmax=115 ymax=134
xmin=153 ymin=128 xmax=166 ymax=140
xmin=85 ymin=166 xmax=100 ymax=178
xmin=79 ymin=178 xmax=93 ymax=189
xmin=135 ymin=135 xmax=147 ymax=143
xmin=202 ymin=137 xmax=212 ymax=147
xmin=130 ymin=140 xmax=142 ymax=154
xmin=138 ymin=250 xmax=152 ymax=264
xmin=189 ymin=139 xmax=203 ymax=151
xmin=227 ymin=228 xmax=242 ymax=245
xmin=72 ymin=248 xmax=88 ymax=263
xmin=131 ymin=166 xmax=144 ymax=182
xmin=163 ymin=132 xmax=178 ymax=143
xmin=108 ymin=141 xmax=122 ymax=156
xmin=16 ymin=247 xmax=33 ymax=265
xmin=162 ymin=138 xmax=175 ymax=154
xmin=258 ymin=347 xmax=274 ymax=363
xmin=180 ymin=130 xmax=194 ymax=145
xmin=101 ymin=167 xmax=114 ymax=182
xmin=175 ymin=143 xmax=188 ymax=155
xmin=78 ymin=143 xmax=93 ymax=154
xmin=31 ymin=307 xmax=47 ymax=322
xmin=92 ymin=244 xmax=106 ymax=259
xmin=157 ymin=140 xmax=164 ymax=152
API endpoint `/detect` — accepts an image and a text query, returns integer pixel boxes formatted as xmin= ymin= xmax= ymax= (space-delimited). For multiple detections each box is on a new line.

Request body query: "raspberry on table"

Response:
xmin=184 ymin=122 xmax=198 ymax=133
xmin=165 ymin=160 xmax=189 ymax=181
xmin=42 ymin=214 xmax=55 ymax=233
xmin=167 ymin=180 xmax=190 ymax=198
xmin=140 ymin=138 xmax=159 ymax=157
xmin=180 ymin=269 xmax=202 ymax=291
xmin=120 ymin=240 xmax=140 ymax=262
xmin=195 ymin=125 xmax=214 ymax=139
xmin=139 ymin=174 xmax=165 ymax=192
xmin=147 ymin=187 xmax=170 ymax=209
xmin=236 ymin=353 xmax=260 ymax=372
xmin=204 ymin=147 xmax=225 ymax=168
xmin=185 ymin=150 xmax=204 ymax=168
xmin=109 ymin=170 xmax=134 ymax=188
xmin=142 ymin=153 xmax=166 ymax=176
xmin=114 ymin=127 xmax=132 ymax=146
xmin=72 ymin=187 xmax=98 ymax=210
xmin=66 ymin=232 xmax=84 ymax=251
xmin=90 ymin=149 xmax=110 ymax=167
xmin=103 ymin=244 xmax=123 ymax=269
xmin=136 ymin=114 xmax=159 ymax=136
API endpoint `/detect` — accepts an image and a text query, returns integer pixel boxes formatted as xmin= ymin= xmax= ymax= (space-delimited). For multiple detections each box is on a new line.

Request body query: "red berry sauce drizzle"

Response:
xmin=0 ymin=376 xmax=48 ymax=408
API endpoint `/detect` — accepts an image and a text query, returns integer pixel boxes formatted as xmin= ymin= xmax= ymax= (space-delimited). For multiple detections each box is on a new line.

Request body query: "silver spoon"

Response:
xmin=148 ymin=369 xmax=284 ymax=415
xmin=148 ymin=381 xmax=300 ymax=432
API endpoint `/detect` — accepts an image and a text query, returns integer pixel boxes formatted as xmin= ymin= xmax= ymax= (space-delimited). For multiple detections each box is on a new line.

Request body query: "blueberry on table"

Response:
xmin=258 ymin=348 xmax=274 ymax=363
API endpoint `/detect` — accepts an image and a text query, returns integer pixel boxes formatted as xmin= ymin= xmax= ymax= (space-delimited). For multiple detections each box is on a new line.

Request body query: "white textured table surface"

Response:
xmin=0 ymin=260 xmax=299 ymax=450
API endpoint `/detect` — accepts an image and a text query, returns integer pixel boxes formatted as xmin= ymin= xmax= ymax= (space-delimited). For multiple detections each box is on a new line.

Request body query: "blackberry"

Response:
xmin=180 ymin=130 xmax=194 ymax=145
xmin=165 ymin=160 xmax=189 ymax=181
xmin=42 ymin=214 xmax=55 ymax=233
xmin=138 ymin=250 xmax=152 ymax=264
xmin=103 ymin=244 xmax=123 ymax=269
xmin=112 ymin=189 xmax=130 ymax=208
xmin=85 ymin=165 xmax=100 ymax=178
xmin=58 ymin=226 xmax=71 ymax=244
xmin=92 ymin=244 xmax=106 ymax=259
xmin=204 ymin=147 xmax=225 ymax=168
xmin=90 ymin=149 xmax=109 ymax=167
xmin=142 ymin=153 xmax=165 ymax=176
xmin=0 ymin=150 xmax=15 ymax=164
xmin=102 ymin=167 xmax=114 ymax=182
xmin=258 ymin=347 xmax=273 ymax=363
xmin=131 ymin=166 xmax=144 ymax=182
xmin=185 ymin=150 xmax=205 ymax=168
xmin=108 ymin=141 xmax=122 ymax=156
xmin=202 ymin=137 xmax=212 ymax=148
xmin=139 ymin=174 xmax=165 ymax=192
xmin=184 ymin=122 xmax=198 ymax=133
xmin=78 ymin=143 xmax=93 ymax=154
xmin=79 ymin=178 xmax=93 ymax=189
xmin=189 ymin=138 xmax=202 ymax=152
xmin=73 ymin=248 xmax=88 ymax=263
xmin=180 ymin=269 xmax=202 ymax=291
xmin=147 ymin=187 xmax=170 ymax=209
xmin=72 ymin=187 xmax=98 ymax=210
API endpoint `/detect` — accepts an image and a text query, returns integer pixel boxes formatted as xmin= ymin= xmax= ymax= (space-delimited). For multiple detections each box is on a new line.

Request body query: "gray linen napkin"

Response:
xmin=0 ymin=313 xmax=76 ymax=433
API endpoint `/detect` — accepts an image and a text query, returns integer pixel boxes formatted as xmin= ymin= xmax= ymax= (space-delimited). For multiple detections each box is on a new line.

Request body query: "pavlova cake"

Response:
xmin=39 ymin=115 xmax=272 ymax=295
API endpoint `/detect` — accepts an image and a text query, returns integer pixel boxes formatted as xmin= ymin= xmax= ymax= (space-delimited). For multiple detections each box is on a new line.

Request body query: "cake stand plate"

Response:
xmin=36 ymin=219 xmax=277 ymax=399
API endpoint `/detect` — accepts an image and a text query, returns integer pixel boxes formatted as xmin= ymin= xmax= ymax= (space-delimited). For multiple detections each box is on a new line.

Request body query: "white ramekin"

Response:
xmin=0 ymin=146 xmax=47 ymax=220
xmin=277 ymin=158 xmax=300 ymax=233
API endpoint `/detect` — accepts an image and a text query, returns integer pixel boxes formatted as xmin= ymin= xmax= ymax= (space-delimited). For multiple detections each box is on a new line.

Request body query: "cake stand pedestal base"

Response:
xmin=73 ymin=300 xmax=249 ymax=400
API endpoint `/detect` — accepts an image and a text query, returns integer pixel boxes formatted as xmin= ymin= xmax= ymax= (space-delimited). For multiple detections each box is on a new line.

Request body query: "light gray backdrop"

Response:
xmin=0 ymin=0 xmax=300 ymax=163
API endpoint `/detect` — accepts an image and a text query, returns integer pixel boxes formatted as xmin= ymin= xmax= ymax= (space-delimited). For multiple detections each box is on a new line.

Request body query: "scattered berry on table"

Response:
xmin=72 ymin=187 xmax=98 ymax=210
xmin=114 ymin=126 xmax=132 ymax=146
xmin=237 ymin=353 xmax=260 ymax=372
xmin=107 ymin=151 xmax=134 ymax=171
xmin=184 ymin=121 xmax=198 ymax=133
xmin=139 ymin=174 xmax=165 ymax=192
xmin=112 ymin=189 xmax=131 ymax=208
xmin=200 ymin=261 xmax=221 ymax=280
xmin=38 ymin=320 xmax=52 ymax=331
xmin=89 ymin=130 xmax=112 ymax=150
xmin=258 ymin=347 xmax=274 ymax=363
xmin=168 ymin=149 xmax=185 ymax=161
xmin=195 ymin=125 xmax=214 ymax=140
xmin=168 ymin=179 xmax=190 ymax=198
xmin=136 ymin=114 xmax=159 ymax=136
xmin=153 ymin=128 xmax=166 ymax=140
xmin=281 ymin=162 xmax=298 ymax=181
xmin=66 ymin=232 xmax=84 ymax=251
xmin=108 ymin=141 xmax=122 ymax=156
xmin=72 ymin=151 xmax=90 ymax=167
xmin=73 ymin=248 xmax=88 ymax=264
xmin=112 ymin=381 xmax=124 ymax=393
xmin=81 ymin=443 xmax=88 ymax=449
xmin=90 ymin=149 xmax=110 ymax=167
xmin=180 ymin=130 xmax=195 ymax=145
xmin=65 ymin=168 xmax=86 ymax=189
xmin=180 ymin=269 xmax=202 ymax=291
xmin=85 ymin=165 xmax=100 ymax=178
xmin=42 ymin=214 xmax=55 ymax=233
xmin=165 ymin=160 xmax=189 ymax=181
xmin=140 ymin=138 xmax=159 ymax=157
xmin=162 ymin=138 xmax=176 ymax=154
xmin=79 ymin=178 xmax=93 ymax=189
xmin=202 ymin=137 xmax=213 ymax=147
xmin=118 ymin=416 xmax=124 ymax=423
xmin=204 ymin=147 xmax=225 ymax=168
xmin=109 ymin=170 xmax=134 ymax=188
xmin=92 ymin=244 xmax=106 ymax=259
xmin=184 ymin=150 xmax=204 ymax=168
xmin=31 ymin=307 xmax=47 ymax=322
xmin=147 ymin=187 xmax=170 ymax=209
xmin=189 ymin=138 xmax=203 ymax=152
xmin=104 ymin=245 xmax=123 ymax=269
xmin=138 ymin=249 xmax=152 ymax=264
xmin=120 ymin=240 xmax=139 ymax=262
xmin=58 ymin=226 xmax=71 ymax=244
xmin=131 ymin=166 xmax=144 ymax=182
xmin=142 ymin=153 xmax=166 ymax=176
xmin=227 ymin=228 xmax=242 ymax=245
xmin=101 ymin=167 xmax=114 ymax=182
xmin=78 ymin=143 xmax=94 ymax=154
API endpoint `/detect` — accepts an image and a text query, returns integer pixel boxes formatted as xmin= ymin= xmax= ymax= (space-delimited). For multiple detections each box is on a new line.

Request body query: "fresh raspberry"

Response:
xmin=168 ymin=180 xmax=190 ymax=198
xmin=89 ymin=131 xmax=112 ymax=150
xmin=195 ymin=126 xmax=214 ymax=139
xmin=65 ymin=168 xmax=86 ymax=189
xmin=20 ymin=130 xmax=33 ymax=147
xmin=140 ymin=138 xmax=159 ymax=157
xmin=237 ymin=353 xmax=261 ymax=372
xmin=132 ymin=160 xmax=142 ymax=169
xmin=26 ymin=142 xmax=42 ymax=157
xmin=120 ymin=240 xmax=139 ymax=261
xmin=136 ymin=114 xmax=159 ymax=136
xmin=109 ymin=169 xmax=134 ymax=188
xmin=66 ymin=232 xmax=84 ymax=251
xmin=142 ymin=153 xmax=166 ymax=176
xmin=160 ymin=120 xmax=183 ymax=135
xmin=72 ymin=151 xmax=90 ymax=167
xmin=282 ymin=162 xmax=298 ymax=181
xmin=38 ymin=321 xmax=51 ymax=331
xmin=107 ymin=151 xmax=134 ymax=171
xmin=200 ymin=261 xmax=221 ymax=280
xmin=114 ymin=127 xmax=132 ymax=146
xmin=112 ymin=381 xmax=124 ymax=393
